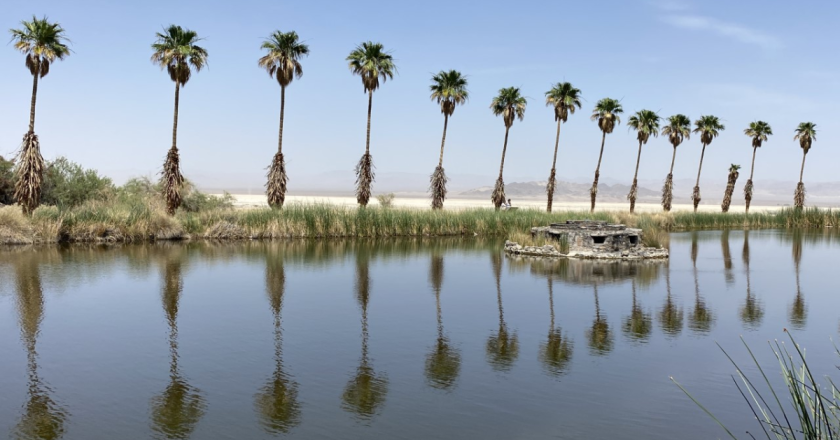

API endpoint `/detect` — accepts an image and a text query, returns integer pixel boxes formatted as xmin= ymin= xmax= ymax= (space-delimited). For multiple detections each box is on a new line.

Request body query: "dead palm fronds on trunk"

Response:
xmin=489 ymin=87 xmax=527 ymax=209
xmin=661 ymin=114 xmax=691 ymax=212
xmin=626 ymin=110 xmax=661 ymax=213
xmin=10 ymin=16 xmax=70 ymax=215
xmin=794 ymin=122 xmax=817 ymax=209
xmin=429 ymin=70 xmax=468 ymax=210
xmin=721 ymin=164 xmax=740 ymax=213
xmin=691 ymin=115 xmax=725 ymax=212
xmin=151 ymin=25 xmax=207 ymax=216
xmin=589 ymin=98 xmax=623 ymax=212
xmin=544 ymin=82 xmax=582 ymax=212
xmin=259 ymin=30 xmax=309 ymax=209
xmin=347 ymin=42 xmax=396 ymax=207
xmin=742 ymin=121 xmax=772 ymax=213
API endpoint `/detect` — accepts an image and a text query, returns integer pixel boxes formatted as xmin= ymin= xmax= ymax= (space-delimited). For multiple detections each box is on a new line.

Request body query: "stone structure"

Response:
xmin=504 ymin=220 xmax=668 ymax=260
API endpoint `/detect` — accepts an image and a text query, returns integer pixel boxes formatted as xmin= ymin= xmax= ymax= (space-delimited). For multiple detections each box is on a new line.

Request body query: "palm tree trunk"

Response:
xmin=163 ymin=81 xmax=184 ymax=215
xmin=492 ymin=126 xmax=510 ymax=209
xmin=744 ymin=146 xmax=757 ymax=213
xmin=431 ymin=113 xmax=449 ymax=210
xmin=590 ymin=131 xmax=606 ymax=213
xmin=267 ymin=86 xmax=289 ymax=208
xmin=692 ymin=143 xmax=707 ymax=213
xmin=29 ymin=69 xmax=39 ymax=133
xmin=628 ymin=139 xmax=643 ymax=213
xmin=662 ymin=146 xmax=677 ymax=212
xmin=795 ymin=151 xmax=807 ymax=209
xmin=546 ymin=119 xmax=562 ymax=213
xmin=356 ymin=91 xmax=375 ymax=206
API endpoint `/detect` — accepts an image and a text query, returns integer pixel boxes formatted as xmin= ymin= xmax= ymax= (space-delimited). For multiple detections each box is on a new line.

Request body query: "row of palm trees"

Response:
xmin=8 ymin=17 xmax=819 ymax=216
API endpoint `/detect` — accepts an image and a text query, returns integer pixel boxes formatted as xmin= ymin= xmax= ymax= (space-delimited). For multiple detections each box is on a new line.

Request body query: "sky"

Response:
xmin=1 ymin=0 xmax=838 ymax=193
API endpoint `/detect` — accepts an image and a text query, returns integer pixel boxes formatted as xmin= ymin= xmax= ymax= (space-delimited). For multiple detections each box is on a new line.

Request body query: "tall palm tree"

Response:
xmin=691 ymin=115 xmax=725 ymax=213
xmin=347 ymin=42 xmax=396 ymax=207
xmin=589 ymin=98 xmax=624 ymax=212
xmin=626 ymin=110 xmax=661 ymax=213
xmin=259 ymin=31 xmax=309 ymax=209
xmin=720 ymin=164 xmax=741 ymax=212
xmin=151 ymin=25 xmax=208 ymax=215
xmin=742 ymin=120 xmax=773 ymax=213
xmin=660 ymin=114 xmax=691 ymax=212
xmin=793 ymin=122 xmax=817 ymax=209
xmin=429 ymin=70 xmax=469 ymax=210
xmin=489 ymin=87 xmax=527 ymax=209
xmin=544 ymin=82 xmax=582 ymax=212
xmin=9 ymin=16 xmax=70 ymax=215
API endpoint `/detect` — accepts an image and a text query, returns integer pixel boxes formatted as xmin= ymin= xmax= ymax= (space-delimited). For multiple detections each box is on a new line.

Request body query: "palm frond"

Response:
xmin=627 ymin=109 xmax=661 ymax=144
xmin=430 ymin=70 xmax=468 ymax=116
xmin=9 ymin=16 xmax=71 ymax=78
xmin=545 ymin=82 xmax=582 ymax=122
xmin=694 ymin=115 xmax=725 ymax=146
xmin=13 ymin=132 xmax=44 ymax=215
xmin=266 ymin=152 xmax=288 ymax=209
xmin=355 ymin=153 xmax=375 ymax=207
xmin=347 ymin=42 xmax=396 ymax=93
xmin=490 ymin=87 xmax=527 ymax=127
xmin=794 ymin=122 xmax=817 ymax=153
xmin=429 ymin=166 xmax=448 ymax=210
xmin=662 ymin=114 xmax=692 ymax=148
xmin=744 ymin=120 xmax=773 ymax=148
xmin=591 ymin=98 xmax=623 ymax=134
xmin=151 ymin=25 xmax=208 ymax=86
xmin=258 ymin=30 xmax=309 ymax=87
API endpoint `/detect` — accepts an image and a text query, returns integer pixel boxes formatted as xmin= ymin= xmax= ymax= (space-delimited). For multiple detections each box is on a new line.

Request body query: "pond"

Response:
xmin=1 ymin=230 xmax=839 ymax=439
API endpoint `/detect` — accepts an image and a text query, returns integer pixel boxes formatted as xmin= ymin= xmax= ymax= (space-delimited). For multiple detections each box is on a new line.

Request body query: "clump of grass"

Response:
xmin=376 ymin=193 xmax=395 ymax=208
xmin=672 ymin=331 xmax=840 ymax=440
xmin=0 ymin=205 xmax=34 ymax=244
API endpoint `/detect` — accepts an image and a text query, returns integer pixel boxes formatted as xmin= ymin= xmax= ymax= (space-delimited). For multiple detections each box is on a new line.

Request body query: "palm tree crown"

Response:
xmin=794 ymin=122 xmax=817 ymax=153
xmin=662 ymin=114 xmax=691 ymax=148
xmin=590 ymin=98 xmax=623 ymax=133
xmin=258 ymin=30 xmax=309 ymax=87
xmin=9 ymin=16 xmax=71 ymax=78
xmin=430 ymin=70 xmax=469 ymax=116
xmin=545 ymin=82 xmax=582 ymax=122
xmin=744 ymin=120 xmax=772 ymax=148
xmin=627 ymin=110 xmax=661 ymax=144
xmin=347 ymin=42 xmax=396 ymax=93
xmin=693 ymin=115 xmax=725 ymax=145
xmin=151 ymin=25 xmax=208 ymax=86
xmin=490 ymin=87 xmax=527 ymax=127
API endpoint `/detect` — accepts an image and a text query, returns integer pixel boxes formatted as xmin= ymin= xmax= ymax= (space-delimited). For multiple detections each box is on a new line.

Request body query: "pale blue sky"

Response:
xmin=1 ymin=0 xmax=837 ymax=191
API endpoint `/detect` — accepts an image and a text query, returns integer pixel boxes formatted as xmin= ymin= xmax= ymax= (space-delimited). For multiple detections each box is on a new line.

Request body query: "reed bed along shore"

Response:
xmin=1 ymin=201 xmax=839 ymax=245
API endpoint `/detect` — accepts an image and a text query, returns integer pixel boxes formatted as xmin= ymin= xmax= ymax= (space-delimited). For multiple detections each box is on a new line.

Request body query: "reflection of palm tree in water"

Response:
xmin=688 ymin=232 xmax=714 ymax=333
xmin=342 ymin=252 xmax=388 ymax=421
xmin=740 ymin=231 xmax=764 ymax=328
xmin=721 ymin=230 xmax=734 ymax=284
xmin=425 ymin=254 xmax=461 ymax=389
xmin=623 ymin=279 xmax=651 ymax=342
xmin=540 ymin=276 xmax=572 ymax=375
xmin=151 ymin=254 xmax=206 ymax=440
xmin=486 ymin=253 xmax=519 ymax=370
xmin=788 ymin=231 xmax=806 ymax=329
xmin=255 ymin=255 xmax=301 ymax=433
xmin=587 ymin=283 xmax=613 ymax=355
xmin=659 ymin=267 xmax=684 ymax=337
xmin=13 ymin=256 xmax=68 ymax=440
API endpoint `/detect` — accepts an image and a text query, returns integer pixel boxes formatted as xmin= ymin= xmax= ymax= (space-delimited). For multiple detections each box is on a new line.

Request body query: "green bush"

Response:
xmin=0 ymin=156 xmax=14 ymax=205
xmin=41 ymin=157 xmax=115 ymax=208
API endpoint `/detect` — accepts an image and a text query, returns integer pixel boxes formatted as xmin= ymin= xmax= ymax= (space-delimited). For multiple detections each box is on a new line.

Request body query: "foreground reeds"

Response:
xmin=2 ymin=201 xmax=840 ymax=245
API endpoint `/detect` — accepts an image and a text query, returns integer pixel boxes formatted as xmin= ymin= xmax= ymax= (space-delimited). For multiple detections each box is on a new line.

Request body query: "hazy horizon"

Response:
xmin=2 ymin=0 xmax=838 ymax=196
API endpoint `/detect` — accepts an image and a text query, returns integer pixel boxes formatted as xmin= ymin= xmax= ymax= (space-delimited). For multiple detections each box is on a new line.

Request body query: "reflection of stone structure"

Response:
xmin=506 ymin=220 xmax=668 ymax=259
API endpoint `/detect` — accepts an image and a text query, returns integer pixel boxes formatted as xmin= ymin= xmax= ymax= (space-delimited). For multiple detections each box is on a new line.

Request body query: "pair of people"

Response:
xmin=503 ymin=198 xmax=513 ymax=210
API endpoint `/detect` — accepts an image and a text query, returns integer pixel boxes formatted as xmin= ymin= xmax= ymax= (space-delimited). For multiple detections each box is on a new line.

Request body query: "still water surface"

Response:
xmin=1 ymin=231 xmax=839 ymax=439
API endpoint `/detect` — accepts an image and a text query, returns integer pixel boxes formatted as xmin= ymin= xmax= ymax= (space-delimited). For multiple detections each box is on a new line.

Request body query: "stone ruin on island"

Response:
xmin=505 ymin=220 xmax=669 ymax=260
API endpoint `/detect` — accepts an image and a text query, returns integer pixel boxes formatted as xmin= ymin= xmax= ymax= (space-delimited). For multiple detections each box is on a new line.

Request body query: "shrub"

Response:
xmin=41 ymin=157 xmax=115 ymax=208
xmin=0 ymin=155 xmax=13 ymax=205
xmin=376 ymin=193 xmax=395 ymax=208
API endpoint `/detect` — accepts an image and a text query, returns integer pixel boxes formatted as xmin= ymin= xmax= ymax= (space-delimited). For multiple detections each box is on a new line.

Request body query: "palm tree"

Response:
xmin=489 ymin=87 xmax=527 ymax=209
xmin=789 ymin=231 xmax=806 ymax=329
xmin=688 ymin=232 xmax=714 ymax=333
xmin=659 ymin=269 xmax=684 ymax=337
xmin=347 ymin=42 xmax=396 ymax=207
xmin=691 ymin=115 xmax=725 ymax=213
xmin=793 ymin=122 xmax=817 ymax=209
xmin=151 ymin=25 xmax=208 ymax=215
xmin=721 ymin=164 xmax=741 ymax=212
xmin=742 ymin=120 xmax=773 ymax=212
xmin=587 ymin=283 xmax=613 ymax=355
xmin=623 ymin=280 xmax=652 ymax=342
xmin=544 ymin=82 xmax=582 ymax=212
xmin=429 ymin=70 xmax=469 ymax=210
xmin=589 ymin=98 xmax=624 ymax=212
xmin=626 ymin=110 xmax=661 ymax=213
xmin=259 ymin=31 xmax=309 ymax=209
xmin=9 ymin=16 xmax=71 ymax=215
xmin=660 ymin=114 xmax=691 ymax=212
xmin=486 ymin=253 xmax=519 ymax=370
